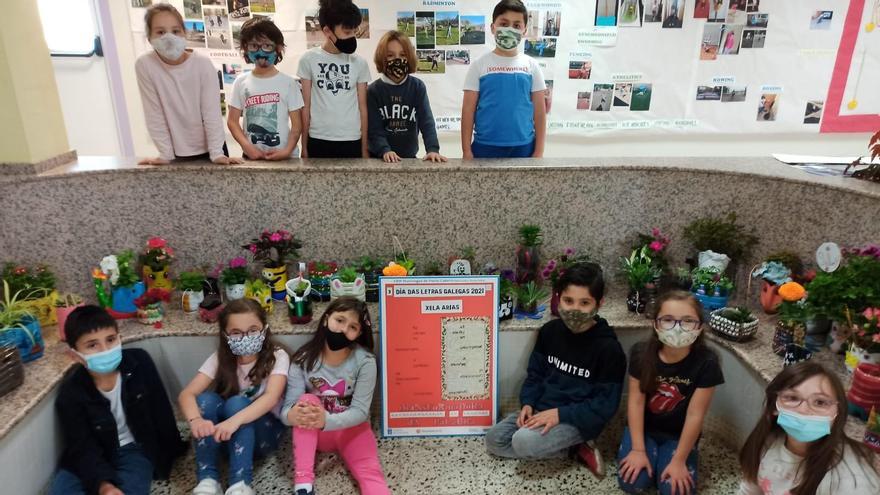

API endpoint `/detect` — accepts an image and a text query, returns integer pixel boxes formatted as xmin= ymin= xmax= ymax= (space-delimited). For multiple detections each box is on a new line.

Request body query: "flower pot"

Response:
xmin=693 ymin=292 xmax=729 ymax=321
xmin=550 ymin=292 xmax=560 ymax=316
xmin=286 ymin=277 xmax=313 ymax=324
xmin=0 ymin=345 xmax=24 ymax=399
xmin=783 ymin=343 xmax=813 ymax=367
xmin=21 ymin=290 xmax=58 ymax=326
xmin=626 ymin=290 xmax=647 ymax=314
xmin=111 ymin=281 xmax=146 ymax=314
xmin=203 ymin=277 xmax=221 ymax=297
xmin=0 ymin=316 xmax=45 ymax=362
xmin=225 ymin=283 xmax=246 ymax=301
xmin=136 ymin=302 xmax=164 ymax=325
xmin=515 ymin=245 xmax=540 ymax=284
xmin=845 ymin=342 xmax=880 ymax=375
xmin=181 ymin=289 xmax=205 ymax=313
xmin=498 ymin=295 xmax=514 ymax=321
xmin=198 ymin=298 xmax=224 ymax=323
xmin=330 ymin=275 xmax=366 ymax=302
xmin=847 ymin=363 xmax=880 ymax=421
xmin=262 ymin=264 xmax=288 ymax=301
xmin=246 ymin=284 xmax=273 ymax=314
xmin=773 ymin=320 xmax=805 ymax=357
xmin=804 ymin=317 xmax=832 ymax=352
xmin=759 ymin=280 xmax=783 ymax=314
xmin=56 ymin=304 xmax=85 ymax=342
xmin=709 ymin=308 xmax=759 ymax=342
xmin=142 ymin=265 xmax=173 ymax=290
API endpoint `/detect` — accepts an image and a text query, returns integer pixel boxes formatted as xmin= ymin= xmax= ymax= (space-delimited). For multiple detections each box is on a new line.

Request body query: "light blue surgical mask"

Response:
xmin=75 ymin=345 xmax=123 ymax=374
xmin=776 ymin=403 xmax=833 ymax=442
xmin=248 ymin=49 xmax=277 ymax=65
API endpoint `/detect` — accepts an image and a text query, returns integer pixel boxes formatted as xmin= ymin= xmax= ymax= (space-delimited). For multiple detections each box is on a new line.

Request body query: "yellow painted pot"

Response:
xmin=143 ymin=266 xmax=173 ymax=290
xmin=22 ymin=290 xmax=58 ymax=326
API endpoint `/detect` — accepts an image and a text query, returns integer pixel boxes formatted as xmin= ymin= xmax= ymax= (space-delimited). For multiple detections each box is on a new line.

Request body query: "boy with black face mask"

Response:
xmin=297 ymin=0 xmax=371 ymax=159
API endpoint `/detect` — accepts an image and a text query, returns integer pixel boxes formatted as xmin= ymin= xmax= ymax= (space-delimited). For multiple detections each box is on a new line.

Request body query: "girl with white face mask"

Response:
xmin=618 ymin=291 xmax=724 ymax=495
xmin=135 ymin=4 xmax=242 ymax=166
xmin=739 ymin=362 xmax=880 ymax=495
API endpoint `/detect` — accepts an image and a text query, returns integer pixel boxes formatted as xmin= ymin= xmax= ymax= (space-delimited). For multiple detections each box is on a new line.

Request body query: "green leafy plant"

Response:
xmin=293 ymin=280 xmax=309 ymax=296
xmin=309 ymin=261 xmax=338 ymax=275
xmin=2 ymin=263 xmax=56 ymax=295
xmin=177 ymin=270 xmax=206 ymax=292
xmin=716 ymin=307 xmax=756 ymax=324
xmin=513 ymin=281 xmax=549 ymax=311
xmin=0 ymin=281 xmax=39 ymax=345
xmin=691 ymin=267 xmax=734 ymax=295
xmin=619 ymin=246 xmax=662 ymax=291
xmin=499 ymin=277 xmax=514 ymax=299
xmin=765 ymin=251 xmax=804 ymax=277
xmin=394 ymin=253 xmax=415 ymax=274
xmin=541 ymin=247 xmax=593 ymax=287
xmin=422 ymin=261 xmax=444 ymax=276
xmin=353 ymin=255 xmax=384 ymax=274
xmin=805 ymin=254 xmax=880 ymax=322
xmin=683 ymin=212 xmax=758 ymax=262
xmin=245 ymin=278 xmax=269 ymax=294
xmin=518 ymin=224 xmax=543 ymax=247
xmin=335 ymin=266 xmax=361 ymax=284
xmin=139 ymin=237 xmax=174 ymax=271
xmin=54 ymin=293 xmax=84 ymax=308
xmin=243 ymin=229 xmax=302 ymax=267
xmin=220 ymin=257 xmax=249 ymax=286
xmin=115 ymin=250 xmax=142 ymax=288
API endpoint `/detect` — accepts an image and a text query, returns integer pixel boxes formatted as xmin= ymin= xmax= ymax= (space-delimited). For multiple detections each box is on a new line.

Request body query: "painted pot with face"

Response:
xmin=330 ymin=275 xmax=366 ymax=302
xmin=142 ymin=265 xmax=173 ymax=290
xmin=262 ymin=264 xmax=288 ymax=301
xmin=245 ymin=281 xmax=274 ymax=314
xmin=225 ymin=283 xmax=246 ymax=301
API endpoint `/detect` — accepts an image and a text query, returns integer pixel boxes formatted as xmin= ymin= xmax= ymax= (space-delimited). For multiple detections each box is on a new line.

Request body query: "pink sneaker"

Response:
xmin=576 ymin=441 xmax=605 ymax=478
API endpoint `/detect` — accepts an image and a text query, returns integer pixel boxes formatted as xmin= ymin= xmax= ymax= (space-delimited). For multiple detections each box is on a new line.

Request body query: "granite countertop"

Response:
xmin=0 ymin=295 xmax=872 ymax=449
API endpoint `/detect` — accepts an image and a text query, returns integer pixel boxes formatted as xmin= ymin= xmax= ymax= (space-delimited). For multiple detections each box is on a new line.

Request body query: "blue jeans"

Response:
xmin=485 ymin=412 xmax=584 ymax=459
xmin=616 ymin=427 xmax=699 ymax=495
xmin=471 ymin=140 xmax=536 ymax=158
xmin=194 ymin=392 xmax=285 ymax=485
xmin=49 ymin=443 xmax=153 ymax=495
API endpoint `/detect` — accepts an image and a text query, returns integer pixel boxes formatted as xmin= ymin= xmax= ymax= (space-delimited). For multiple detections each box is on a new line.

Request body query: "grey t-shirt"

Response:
xmin=281 ymin=345 xmax=376 ymax=431
xmin=297 ymin=47 xmax=371 ymax=141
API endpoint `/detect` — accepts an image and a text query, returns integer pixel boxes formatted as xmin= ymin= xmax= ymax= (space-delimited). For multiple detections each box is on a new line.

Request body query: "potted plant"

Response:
xmin=0 ymin=341 xmax=24 ymax=399
xmin=498 ymin=271 xmax=516 ymax=321
xmin=541 ymin=247 xmax=592 ymax=315
xmin=709 ymin=306 xmax=759 ymax=342
xmin=134 ymin=288 xmax=170 ymax=326
xmin=751 ymin=251 xmax=804 ymax=314
xmin=632 ymin=228 xmax=672 ymax=282
xmin=683 ymin=212 xmax=758 ymax=277
xmin=3 ymin=263 xmax=58 ymax=326
xmin=844 ymin=129 xmax=880 ymax=182
xmin=177 ymin=270 xmax=206 ymax=313
xmin=848 ymin=363 xmax=880 ymax=421
xmin=54 ymin=293 xmax=84 ymax=342
xmin=382 ymin=261 xmax=411 ymax=277
xmin=286 ymin=276 xmax=313 ymax=324
xmin=619 ymin=246 xmax=662 ymax=314
xmin=101 ymin=250 xmax=146 ymax=315
xmin=0 ymin=281 xmax=45 ymax=363
xmin=773 ymin=282 xmax=808 ymax=356
xmin=513 ymin=281 xmax=549 ymax=316
xmin=308 ymin=261 xmax=338 ymax=301
xmin=448 ymin=246 xmax=476 ymax=275
xmin=220 ymin=257 xmax=249 ymax=302
xmin=353 ymin=256 xmax=384 ymax=302
xmin=842 ymin=307 xmax=880 ymax=374
xmin=690 ymin=267 xmax=734 ymax=319
xmin=671 ymin=267 xmax=693 ymax=291
xmin=330 ymin=266 xmax=366 ymax=301
xmin=244 ymin=229 xmax=302 ymax=301
xmin=139 ymin=236 xmax=175 ymax=290
xmin=245 ymin=279 xmax=273 ymax=314
xmin=515 ymin=224 xmax=542 ymax=284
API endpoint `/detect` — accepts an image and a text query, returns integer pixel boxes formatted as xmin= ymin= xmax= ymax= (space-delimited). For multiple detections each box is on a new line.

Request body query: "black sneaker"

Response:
xmin=295 ymin=489 xmax=315 ymax=495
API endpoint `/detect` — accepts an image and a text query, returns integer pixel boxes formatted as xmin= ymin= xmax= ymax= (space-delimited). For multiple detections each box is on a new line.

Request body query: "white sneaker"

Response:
xmin=192 ymin=478 xmax=223 ymax=495
xmin=225 ymin=481 xmax=255 ymax=495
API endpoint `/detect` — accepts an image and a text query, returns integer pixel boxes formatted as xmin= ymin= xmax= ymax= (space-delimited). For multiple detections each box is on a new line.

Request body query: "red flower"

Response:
xmin=147 ymin=237 xmax=167 ymax=249
xmin=249 ymin=244 xmax=258 ymax=253
xmin=270 ymin=232 xmax=282 ymax=242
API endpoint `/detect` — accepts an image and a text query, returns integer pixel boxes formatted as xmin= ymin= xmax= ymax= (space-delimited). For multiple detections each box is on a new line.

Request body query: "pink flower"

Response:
xmin=147 ymin=237 xmax=166 ymax=249
xmin=546 ymin=259 xmax=557 ymax=270
xmin=249 ymin=244 xmax=257 ymax=253
xmin=863 ymin=308 xmax=880 ymax=320
xmin=649 ymin=241 xmax=664 ymax=252
xmin=165 ymin=247 xmax=174 ymax=257
xmin=541 ymin=269 xmax=552 ymax=279
xmin=651 ymin=227 xmax=660 ymax=237
xmin=269 ymin=232 xmax=282 ymax=242
xmin=564 ymin=247 xmax=575 ymax=257
xmin=230 ymin=257 xmax=247 ymax=268
xmin=874 ymin=334 xmax=880 ymax=343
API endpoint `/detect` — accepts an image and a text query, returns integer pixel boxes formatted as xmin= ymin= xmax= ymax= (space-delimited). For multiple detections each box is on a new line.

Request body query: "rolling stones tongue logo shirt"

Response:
xmin=628 ymin=342 xmax=724 ymax=438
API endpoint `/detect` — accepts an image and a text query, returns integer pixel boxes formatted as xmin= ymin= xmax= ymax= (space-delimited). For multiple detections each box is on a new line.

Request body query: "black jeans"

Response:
xmin=307 ymin=137 xmax=362 ymax=158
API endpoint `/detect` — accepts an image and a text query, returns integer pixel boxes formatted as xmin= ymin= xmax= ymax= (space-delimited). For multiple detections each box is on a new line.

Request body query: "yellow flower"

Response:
xmin=778 ymin=282 xmax=806 ymax=302
xmin=382 ymin=262 xmax=408 ymax=277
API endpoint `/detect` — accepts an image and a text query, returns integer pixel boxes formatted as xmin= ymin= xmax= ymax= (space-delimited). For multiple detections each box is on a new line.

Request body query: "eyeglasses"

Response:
xmin=654 ymin=316 xmax=701 ymax=332
xmin=777 ymin=392 xmax=838 ymax=413
xmin=245 ymin=42 xmax=276 ymax=52
xmin=225 ymin=325 xmax=267 ymax=341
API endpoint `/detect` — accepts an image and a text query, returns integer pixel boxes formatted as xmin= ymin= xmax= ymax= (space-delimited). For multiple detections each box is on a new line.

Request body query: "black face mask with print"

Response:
xmin=384 ymin=58 xmax=408 ymax=82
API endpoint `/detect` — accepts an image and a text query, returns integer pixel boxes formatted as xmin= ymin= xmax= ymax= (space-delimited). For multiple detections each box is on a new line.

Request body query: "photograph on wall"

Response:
xmin=131 ymin=0 xmax=152 ymax=7
xmin=662 ymin=0 xmax=685 ymax=28
xmin=305 ymin=13 xmax=322 ymax=48
xmin=708 ymin=0 xmax=728 ymax=23
xmin=693 ymin=0 xmax=710 ymax=19
xmin=721 ymin=85 xmax=747 ymax=102
xmin=184 ymin=0 xmax=202 ymax=19
xmin=436 ymin=11 xmax=460 ymax=46
xmin=804 ymin=100 xmax=824 ymax=124
xmin=460 ymin=15 xmax=485 ymax=44
xmin=232 ymin=22 xmax=243 ymax=47
xmin=613 ymin=82 xmax=633 ymax=108
xmin=726 ymin=0 xmax=746 ymax=24
xmin=568 ymin=58 xmax=592 ymax=79
xmin=595 ymin=0 xmax=618 ymax=27
xmin=740 ymin=28 xmax=765 ymax=48
xmin=249 ymin=0 xmax=274 ymax=14
xmin=700 ymin=23 xmax=723 ymax=60
xmin=618 ymin=0 xmax=642 ymax=27
xmin=446 ymin=49 xmax=470 ymax=65
xmin=757 ymin=93 xmax=779 ymax=121
xmin=645 ymin=0 xmax=663 ymax=22
xmin=576 ymin=91 xmax=592 ymax=110
xmin=745 ymin=0 xmax=760 ymax=12
xmin=356 ymin=8 xmax=370 ymax=39
xmin=630 ymin=83 xmax=652 ymax=110
xmin=810 ymin=11 xmax=833 ymax=30
xmin=222 ymin=63 xmax=242 ymax=85
xmin=720 ymin=24 xmax=743 ymax=55
xmin=184 ymin=20 xmax=206 ymax=48
xmin=696 ymin=85 xmax=722 ymax=101
xmin=524 ymin=38 xmax=557 ymax=58
xmin=227 ymin=0 xmax=249 ymax=20
xmin=397 ymin=11 xmax=416 ymax=37
xmin=527 ymin=11 xmax=542 ymax=38
xmin=416 ymin=11 xmax=436 ymax=49
xmin=747 ymin=13 xmax=768 ymax=28
xmin=203 ymin=0 xmax=223 ymax=5
xmin=204 ymin=8 xmax=231 ymax=49
xmin=544 ymin=79 xmax=554 ymax=113
xmin=591 ymin=83 xmax=613 ymax=111
xmin=544 ymin=11 xmax=562 ymax=35
xmin=417 ymin=49 xmax=445 ymax=74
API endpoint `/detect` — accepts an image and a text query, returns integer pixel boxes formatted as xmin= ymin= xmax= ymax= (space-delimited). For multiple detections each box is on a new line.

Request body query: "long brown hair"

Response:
xmin=292 ymin=297 xmax=374 ymax=372
xmin=739 ymin=361 xmax=878 ymax=494
xmin=213 ymin=298 xmax=280 ymax=399
xmin=638 ymin=290 xmax=711 ymax=395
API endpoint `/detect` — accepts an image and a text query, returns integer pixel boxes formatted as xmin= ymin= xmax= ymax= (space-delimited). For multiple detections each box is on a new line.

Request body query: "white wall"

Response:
xmin=52 ymin=56 xmax=121 ymax=156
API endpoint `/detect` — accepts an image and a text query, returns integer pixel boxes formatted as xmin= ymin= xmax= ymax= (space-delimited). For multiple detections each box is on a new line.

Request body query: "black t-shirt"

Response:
xmin=628 ymin=341 xmax=724 ymax=438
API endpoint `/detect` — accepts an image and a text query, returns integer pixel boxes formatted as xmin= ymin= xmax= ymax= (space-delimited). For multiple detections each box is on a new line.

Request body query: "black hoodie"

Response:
xmin=519 ymin=317 xmax=626 ymax=440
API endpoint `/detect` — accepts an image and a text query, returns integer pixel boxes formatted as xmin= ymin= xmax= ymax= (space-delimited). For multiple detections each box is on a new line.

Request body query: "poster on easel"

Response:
xmin=379 ymin=276 xmax=498 ymax=438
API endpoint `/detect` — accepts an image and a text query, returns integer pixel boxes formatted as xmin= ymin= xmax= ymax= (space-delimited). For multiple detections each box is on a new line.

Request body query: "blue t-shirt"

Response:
xmin=464 ymin=51 xmax=546 ymax=147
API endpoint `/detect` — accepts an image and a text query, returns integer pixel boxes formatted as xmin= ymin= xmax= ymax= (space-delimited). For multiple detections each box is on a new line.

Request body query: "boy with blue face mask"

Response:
xmin=48 ymin=306 xmax=185 ymax=495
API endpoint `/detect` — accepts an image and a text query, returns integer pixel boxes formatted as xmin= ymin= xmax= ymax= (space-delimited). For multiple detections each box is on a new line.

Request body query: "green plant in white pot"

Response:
xmin=330 ymin=266 xmax=366 ymax=302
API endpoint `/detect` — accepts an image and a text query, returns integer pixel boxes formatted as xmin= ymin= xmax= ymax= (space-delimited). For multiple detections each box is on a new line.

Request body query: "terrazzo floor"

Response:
xmin=149 ymin=414 xmax=742 ymax=494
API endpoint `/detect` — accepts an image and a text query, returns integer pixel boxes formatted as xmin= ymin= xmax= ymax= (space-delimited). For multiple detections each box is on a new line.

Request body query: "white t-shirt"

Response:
xmin=297 ymin=47 xmax=371 ymax=141
xmin=229 ymin=71 xmax=304 ymax=156
xmin=198 ymin=348 xmax=290 ymax=417
xmin=738 ymin=437 xmax=880 ymax=495
xmin=98 ymin=373 xmax=135 ymax=447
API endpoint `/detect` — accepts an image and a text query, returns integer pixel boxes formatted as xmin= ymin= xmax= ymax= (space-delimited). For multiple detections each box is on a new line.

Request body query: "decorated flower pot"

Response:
xmin=515 ymin=245 xmax=540 ymax=284
xmin=783 ymin=343 xmax=813 ymax=367
xmin=330 ymin=275 xmax=366 ymax=302
xmin=773 ymin=320 xmax=805 ymax=357
xmin=308 ymin=262 xmax=338 ymax=302
xmin=142 ymin=265 xmax=173 ymax=290
xmin=498 ymin=295 xmax=514 ymax=321
xmin=759 ymin=280 xmax=783 ymax=314
xmin=693 ymin=292 xmax=729 ymax=321
xmin=111 ymin=281 xmax=146 ymax=314
xmin=709 ymin=308 xmax=759 ymax=342
xmin=181 ymin=289 xmax=205 ymax=313
xmin=626 ymin=290 xmax=647 ymax=314
xmin=225 ymin=283 xmax=246 ymax=301
xmin=204 ymin=277 xmax=221 ymax=297
xmin=286 ymin=277 xmax=313 ymax=324
xmin=845 ymin=343 xmax=880 ymax=375
xmin=246 ymin=284 xmax=273 ymax=314
xmin=21 ymin=290 xmax=58 ymax=327
xmin=198 ymin=298 xmax=224 ymax=323
xmin=847 ymin=363 xmax=880 ymax=420
xmin=262 ymin=264 xmax=288 ymax=301
xmin=0 ymin=316 xmax=45 ymax=362
xmin=136 ymin=302 xmax=164 ymax=325
xmin=804 ymin=317 xmax=831 ymax=352
xmin=0 ymin=345 xmax=24 ymax=399
xmin=56 ymin=304 xmax=85 ymax=342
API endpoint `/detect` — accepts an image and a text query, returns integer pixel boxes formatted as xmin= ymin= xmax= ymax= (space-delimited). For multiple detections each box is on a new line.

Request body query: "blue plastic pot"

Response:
xmin=693 ymin=292 xmax=728 ymax=320
xmin=0 ymin=315 xmax=45 ymax=362
xmin=111 ymin=281 xmax=146 ymax=314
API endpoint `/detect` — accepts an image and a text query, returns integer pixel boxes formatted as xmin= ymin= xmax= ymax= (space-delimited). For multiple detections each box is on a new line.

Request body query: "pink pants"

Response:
xmin=293 ymin=394 xmax=390 ymax=495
